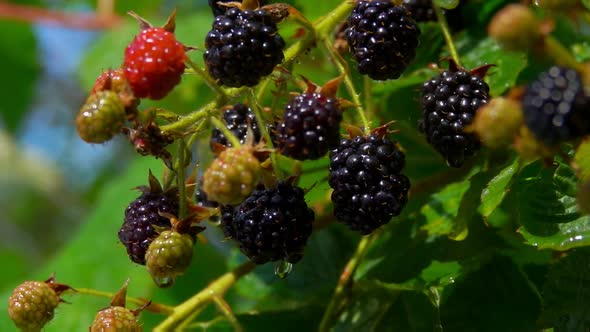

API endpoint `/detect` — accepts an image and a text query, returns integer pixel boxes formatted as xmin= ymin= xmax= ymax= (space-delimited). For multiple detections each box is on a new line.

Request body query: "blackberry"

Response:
xmin=402 ymin=0 xmax=435 ymax=22
xmin=522 ymin=66 xmax=590 ymax=145
xmin=118 ymin=176 xmax=179 ymax=265
xmin=222 ymin=182 xmax=314 ymax=264
xmin=329 ymin=134 xmax=410 ymax=234
xmin=204 ymin=7 xmax=285 ymax=87
xmin=210 ymin=103 xmax=261 ymax=151
xmin=276 ymin=92 xmax=343 ymax=160
xmin=90 ymin=306 xmax=141 ymax=332
xmin=345 ymin=0 xmax=420 ymax=80
xmin=8 ymin=281 xmax=60 ymax=331
xmin=420 ymin=69 xmax=490 ymax=167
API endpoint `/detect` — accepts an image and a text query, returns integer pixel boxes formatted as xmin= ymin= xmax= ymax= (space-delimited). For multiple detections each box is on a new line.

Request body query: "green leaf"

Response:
xmin=479 ymin=157 xmax=521 ymax=218
xmin=419 ymin=260 xmax=461 ymax=286
xmin=540 ymin=248 xmax=590 ymax=330
xmin=440 ymin=255 xmax=541 ymax=332
xmin=434 ymin=0 xmax=460 ymax=10
xmin=583 ymin=0 xmax=590 ymax=10
xmin=515 ymin=161 xmax=590 ymax=250
xmin=573 ymin=42 xmax=590 ymax=62
xmin=0 ymin=21 xmax=39 ymax=132
xmin=461 ymin=37 xmax=528 ymax=96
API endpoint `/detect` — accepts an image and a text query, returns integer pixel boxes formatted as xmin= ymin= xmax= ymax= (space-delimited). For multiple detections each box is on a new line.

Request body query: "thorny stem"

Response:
xmin=318 ymin=232 xmax=378 ymax=332
xmin=71 ymin=288 xmax=174 ymax=315
xmin=161 ymin=101 xmax=217 ymax=133
xmin=153 ymin=261 xmax=257 ymax=331
xmin=434 ymin=3 xmax=460 ymax=66
xmin=323 ymin=39 xmax=370 ymax=133
xmin=210 ymin=116 xmax=242 ymax=148
xmin=185 ymin=57 xmax=229 ymax=100
xmin=177 ymin=139 xmax=188 ymax=219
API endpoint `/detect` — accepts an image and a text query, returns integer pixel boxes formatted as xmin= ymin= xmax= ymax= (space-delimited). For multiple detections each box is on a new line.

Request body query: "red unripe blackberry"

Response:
xmin=420 ymin=69 xmax=490 ymax=167
xmin=118 ymin=182 xmax=179 ymax=265
xmin=276 ymin=92 xmax=343 ymax=160
xmin=402 ymin=0 xmax=436 ymax=22
xmin=90 ymin=306 xmax=142 ymax=332
xmin=8 ymin=281 xmax=60 ymax=332
xmin=123 ymin=27 xmax=186 ymax=100
xmin=222 ymin=182 xmax=314 ymax=264
xmin=210 ymin=103 xmax=261 ymax=151
xmin=345 ymin=0 xmax=420 ymax=80
xmin=204 ymin=7 xmax=285 ymax=87
xmin=329 ymin=134 xmax=410 ymax=234
xmin=522 ymin=66 xmax=590 ymax=145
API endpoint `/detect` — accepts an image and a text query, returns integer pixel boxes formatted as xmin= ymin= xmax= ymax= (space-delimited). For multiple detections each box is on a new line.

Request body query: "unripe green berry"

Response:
xmin=146 ymin=230 xmax=194 ymax=286
xmin=202 ymin=146 xmax=262 ymax=205
xmin=8 ymin=281 xmax=59 ymax=332
xmin=90 ymin=306 xmax=142 ymax=332
xmin=76 ymin=91 xmax=126 ymax=143
xmin=488 ymin=4 xmax=541 ymax=51
xmin=469 ymin=97 xmax=524 ymax=149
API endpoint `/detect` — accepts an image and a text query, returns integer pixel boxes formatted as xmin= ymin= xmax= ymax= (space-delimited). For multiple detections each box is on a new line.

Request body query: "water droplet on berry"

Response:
xmin=274 ymin=261 xmax=293 ymax=279
xmin=152 ymin=276 xmax=175 ymax=288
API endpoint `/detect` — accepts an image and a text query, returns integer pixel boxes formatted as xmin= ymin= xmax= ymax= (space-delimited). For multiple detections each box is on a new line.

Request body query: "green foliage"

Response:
xmin=3 ymin=0 xmax=590 ymax=331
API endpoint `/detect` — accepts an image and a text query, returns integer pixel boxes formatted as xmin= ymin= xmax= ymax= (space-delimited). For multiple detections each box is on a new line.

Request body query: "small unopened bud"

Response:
xmin=468 ymin=97 xmax=524 ymax=149
xmin=488 ymin=4 xmax=541 ymax=51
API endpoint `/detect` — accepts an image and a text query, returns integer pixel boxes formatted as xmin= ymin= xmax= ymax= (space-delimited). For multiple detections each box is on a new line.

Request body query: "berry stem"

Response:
xmin=363 ymin=76 xmax=374 ymax=120
xmin=177 ymin=138 xmax=188 ymax=219
xmin=210 ymin=116 xmax=242 ymax=148
xmin=433 ymin=3 xmax=461 ymax=66
xmin=153 ymin=261 xmax=256 ymax=331
xmin=248 ymin=89 xmax=284 ymax=179
xmin=323 ymin=39 xmax=371 ymax=133
xmin=211 ymin=295 xmax=244 ymax=332
xmin=161 ymin=101 xmax=216 ymax=133
xmin=542 ymin=35 xmax=585 ymax=72
xmin=71 ymin=288 xmax=174 ymax=315
xmin=318 ymin=232 xmax=378 ymax=332
xmin=185 ymin=56 xmax=229 ymax=100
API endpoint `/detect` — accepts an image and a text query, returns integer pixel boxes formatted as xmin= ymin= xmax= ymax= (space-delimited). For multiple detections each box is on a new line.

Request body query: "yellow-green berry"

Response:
xmin=8 ymin=281 xmax=59 ymax=332
xmin=76 ymin=90 xmax=126 ymax=144
xmin=90 ymin=306 xmax=142 ymax=332
xmin=202 ymin=146 xmax=262 ymax=205
xmin=145 ymin=230 xmax=194 ymax=287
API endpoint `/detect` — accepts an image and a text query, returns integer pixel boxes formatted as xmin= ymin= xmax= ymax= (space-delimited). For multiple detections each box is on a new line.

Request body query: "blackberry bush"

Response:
xmin=329 ymin=133 xmax=410 ymax=234
xmin=204 ymin=7 xmax=285 ymax=87
xmin=345 ymin=0 xmax=421 ymax=80
xmin=419 ymin=68 xmax=490 ymax=167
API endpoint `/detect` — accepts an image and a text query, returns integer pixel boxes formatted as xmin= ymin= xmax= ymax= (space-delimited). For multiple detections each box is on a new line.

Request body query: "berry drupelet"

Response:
xmin=204 ymin=7 xmax=285 ymax=87
xmin=210 ymin=103 xmax=261 ymax=151
xmin=8 ymin=281 xmax=60 ymax=332
xmin=522 ymin=66 xmax=590 ymax=145
xmin=222 ymin=182 xmax=315 ymax=264
xmin=329 ymin=134 xmax=410 ymax=235
xmin=276 ymin=92 xmax=343 ymax=160
xmin=118 ymin=177 xmax=179 ymax=265
xmin=420 ymin=69 xmax=490 ymax=167
xmin=345 ymin=0 xmax=420 ymax=80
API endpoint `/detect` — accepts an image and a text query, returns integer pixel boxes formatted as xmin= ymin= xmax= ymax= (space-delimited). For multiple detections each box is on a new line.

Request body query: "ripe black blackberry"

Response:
xmin=210 ymin=103 xmax=261 ymax=151
xmin=276 ymin=92 xmax=343 ymax=160
xmin=420 ymin=69 xmax=490 ymax=167
xmin=345 ymin=0 xmax=420 ymax=80
xmin=522 ymin=66 xmax=590 ymax=145
xmin=222 ymin=182 xmax=314 ymax=264
xmin=118 ymin=176 xmax=179 ymax=265
xmin=402 ymin=0 xmax=436 ymax=22
xmin=204 ymin=7 xmax=285 ymax=87
xmin=329 ymin=134 xmax=410 ymax=234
